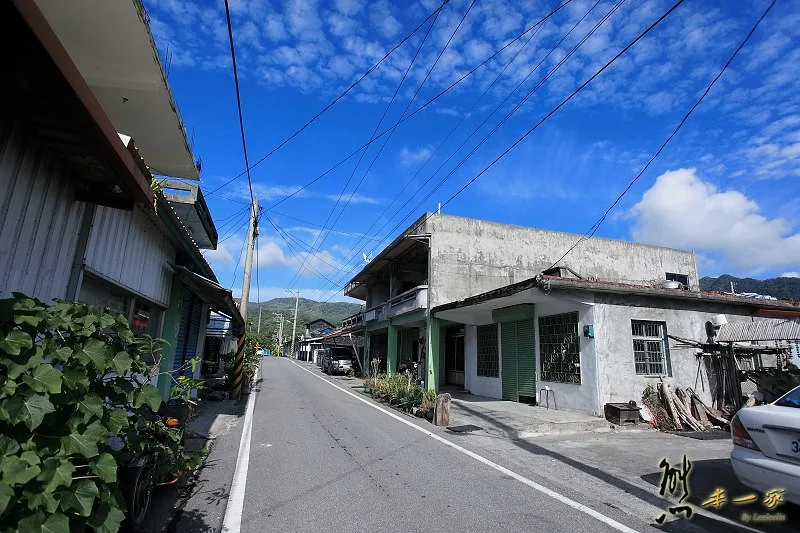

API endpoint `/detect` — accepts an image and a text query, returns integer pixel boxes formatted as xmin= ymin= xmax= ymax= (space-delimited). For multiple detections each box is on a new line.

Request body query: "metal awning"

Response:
xmin=34 ymin=0 xmax=199 ymax=179
xmin=716 ymin=319 xmax=800 ymax=343
xmin=172 ymin=265 xmax=244 ymax=335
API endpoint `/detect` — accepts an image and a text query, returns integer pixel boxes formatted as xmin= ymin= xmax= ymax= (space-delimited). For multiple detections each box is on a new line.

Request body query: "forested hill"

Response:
xmin=700 ymin=275 xmax=800 ymax=300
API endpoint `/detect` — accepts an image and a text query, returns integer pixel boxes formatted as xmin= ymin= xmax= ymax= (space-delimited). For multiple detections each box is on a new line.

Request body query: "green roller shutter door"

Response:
xmin=500 ymin=319 xmax=536 ymax=402
xmin=516 ymin=319 xmax=536 ymax=398
xmin=501 ymin=322 xmax=518 ymax=401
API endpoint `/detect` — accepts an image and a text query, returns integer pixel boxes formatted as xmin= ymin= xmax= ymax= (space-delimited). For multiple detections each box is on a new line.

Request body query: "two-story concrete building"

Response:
xmin=345 ymin=213 xmax=700 ymax=392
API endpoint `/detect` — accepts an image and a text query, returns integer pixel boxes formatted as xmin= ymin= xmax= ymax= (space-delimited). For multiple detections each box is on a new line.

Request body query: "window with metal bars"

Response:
xmin=476 ymin=324 xmax=499 ymax=377
xmin=539 ymin=312 xmax=581 ymax=384
xmin=631 ymin=320 xmax=671 ymax=376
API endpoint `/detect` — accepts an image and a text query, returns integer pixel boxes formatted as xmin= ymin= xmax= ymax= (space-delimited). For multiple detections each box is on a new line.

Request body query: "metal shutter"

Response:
xmin=439 ymin=330 xmax=446 ymax=387
xmin=516 ymin=319 xmax=536 ymax=398
xmin=174 ymin=290 xmax=201 ymax=376
xmin=501 ymin=322 xmax=518 ymax=402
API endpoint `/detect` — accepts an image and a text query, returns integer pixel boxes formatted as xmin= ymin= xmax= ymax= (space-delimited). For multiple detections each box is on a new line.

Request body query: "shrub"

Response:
xmin=0 ymin=294 xmax=180 ymax=532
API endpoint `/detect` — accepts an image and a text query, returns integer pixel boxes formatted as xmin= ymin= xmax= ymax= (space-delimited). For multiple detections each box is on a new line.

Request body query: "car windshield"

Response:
xmin=774 ymin=386 xmax=800 ymax=408
xmin=332 ymin=351 xmax=352 ymax=360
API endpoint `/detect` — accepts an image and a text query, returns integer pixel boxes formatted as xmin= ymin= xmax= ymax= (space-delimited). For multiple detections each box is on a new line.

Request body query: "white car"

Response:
xmin=730 ymin=384 xmax=800 ymax=506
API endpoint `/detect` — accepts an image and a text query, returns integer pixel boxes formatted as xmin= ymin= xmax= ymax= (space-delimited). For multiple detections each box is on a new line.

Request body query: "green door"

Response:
xmin=516 ymin=319 xmax=536 ymax=400
xmin=500 ymin=320 xmax=536 ymax=402
xmin=501 ymin=322 xmax=518 ymax=402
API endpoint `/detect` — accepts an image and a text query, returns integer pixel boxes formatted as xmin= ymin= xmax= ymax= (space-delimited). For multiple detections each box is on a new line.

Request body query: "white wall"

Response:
xmin=464 ymin=325 xmax=502 ymax=399
xmin=593 ymin=295 xmax=771 ymax=412
xmin=533 ymin=297 xmax=599 ymax=415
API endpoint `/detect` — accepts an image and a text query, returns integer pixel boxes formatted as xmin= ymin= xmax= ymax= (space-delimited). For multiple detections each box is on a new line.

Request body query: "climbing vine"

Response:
xmin=0 ymin=294 xmax=172 ymax=532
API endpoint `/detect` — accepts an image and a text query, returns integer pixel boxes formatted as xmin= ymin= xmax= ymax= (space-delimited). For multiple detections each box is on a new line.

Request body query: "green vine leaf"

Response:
xmin=61 ymin=367 xmax=90 ymax=391
xmin=1 ymin=456 xmax=41 ymax=486
xmin=0 ymin=436 xmax=20 ymax=457
xmin=104 ymin=409 xmax=129 ymax=434
xmin=58 ymin=478 xmax=98 ymax=517
xmin=42 ymin=513 xmax=70 ymax=533
xmin=5 ymin=393 xmax=55 ymax=430
xmin=88 ymin=503 xmax=125 ymax=533
xmin=61 ymin=421 xmax=107 ymax=458
xmin=24 ymin=490 xmax=59 ymax=514
xmin=111 ymin=352 xmax=133 ymax=375
xmin=37 ymin=459 xmax=74 ymax=493
xmin=133 ymin=384 xmax=163 ymax=412
xmin=19 ymin=451 xmax=40 ymax=467
xmin=77 ymin=339 xmax=111 ymax=370
xmin=14 ymin=313 xmax=43 ymax=328
xmin=0 ymin=481 xmax=13 ymax=516
xmin=0 ymin=330 xmax=33 ymax=356
xmin=17 ymin=514 xmax=43 ymax=533
xmin=89 ymin=454 xmax=117 ymax=483
xmin=77 ymin=394 xmax=104 ymax=421
xmin=21 ymin=364 xmax=62 ymax=394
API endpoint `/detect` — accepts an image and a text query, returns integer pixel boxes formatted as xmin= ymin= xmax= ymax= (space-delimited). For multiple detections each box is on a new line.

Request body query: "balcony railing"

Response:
xmin=387 ymin=285 xmax=428 ymax=319
xmin=364 ymin=304 xmax=385 ymax=323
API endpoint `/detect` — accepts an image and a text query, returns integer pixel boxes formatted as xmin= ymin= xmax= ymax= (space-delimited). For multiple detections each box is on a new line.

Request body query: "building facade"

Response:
xmin=433 ymin=276 xmax=800 ymax=414
xmin=345 ymin=213 xmax=700 ymax=392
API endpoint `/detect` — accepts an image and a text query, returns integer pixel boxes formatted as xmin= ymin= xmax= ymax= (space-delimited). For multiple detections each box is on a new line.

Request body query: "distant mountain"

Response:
xmin=700 ymin=275 xmax=800 ymax=300
xmin=242 ymin=298 xmax=362 ymax=343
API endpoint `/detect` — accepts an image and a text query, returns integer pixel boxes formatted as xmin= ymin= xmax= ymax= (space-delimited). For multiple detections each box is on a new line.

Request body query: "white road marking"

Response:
xmin=221 ymin=364 xmax=259 ymax=533
xmin=289 ymin=360 xmax=641 ymax=533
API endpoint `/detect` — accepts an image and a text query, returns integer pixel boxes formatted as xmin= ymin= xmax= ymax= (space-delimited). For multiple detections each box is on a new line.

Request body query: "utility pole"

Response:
xmin=257 ymin=306 xmax=263 ymax=335
xmin=231 ymin=197 xmax=258 ymax=399
xmin=273 ymin=313 xmax=284 ymax=355
xmin=239 ymin=198 xmax=258 ymax=324
xmin=286 ymin=290 xmax=300 ymax=359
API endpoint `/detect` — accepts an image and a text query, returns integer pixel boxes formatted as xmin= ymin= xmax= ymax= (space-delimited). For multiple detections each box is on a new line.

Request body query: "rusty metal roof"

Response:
xmin=716 ymin=319 xmax=800 ymax=342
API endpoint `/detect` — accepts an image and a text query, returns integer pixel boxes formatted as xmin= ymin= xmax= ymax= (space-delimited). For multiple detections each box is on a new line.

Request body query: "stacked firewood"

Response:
xmin=651 ymin=380 xmax=728 ymax=432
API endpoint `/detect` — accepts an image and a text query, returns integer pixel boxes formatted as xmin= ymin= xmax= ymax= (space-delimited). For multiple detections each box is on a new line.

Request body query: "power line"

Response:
xmin=205 ymin=1 xmax=449 ymax=197
xmin=314 ymin=0 xmax=601 ymax=296
xmin=293 ymin=0 xmax=477 ymax=290
xmin=548 ymin=0 xmax=778 ymax=270
xmin=223 ymin=0 xmax=255 ymax=206
xmin=318 ymin=0 xmax=688 ymax=303
xmin=311 ymin=0 xmax=614 ymax=297
xmin=263 ymin=214 xmax=345 ymax=287
xmin=288 ymin=2 xmax=446 ymax=288
xmin=269 ymin=210 xmax=386 ymax=242
xmin=262 ymin=0 xmax=576 ymax=211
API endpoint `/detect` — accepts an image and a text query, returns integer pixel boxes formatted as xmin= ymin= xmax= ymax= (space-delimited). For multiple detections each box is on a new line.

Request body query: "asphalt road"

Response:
xmin=240 ymin=357 xmax=654 ymax=533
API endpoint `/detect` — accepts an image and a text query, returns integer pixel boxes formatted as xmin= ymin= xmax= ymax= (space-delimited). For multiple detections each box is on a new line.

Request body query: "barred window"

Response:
xmin=476 ymin=324 xmax=499 ymax=377
xmin=539 ymin=312 xmax=581 ymax=384
xmin=631 ymin=321 xmax=671 ymax=376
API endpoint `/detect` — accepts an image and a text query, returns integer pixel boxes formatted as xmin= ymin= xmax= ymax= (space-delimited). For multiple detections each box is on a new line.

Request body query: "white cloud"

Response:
xmin=781 ymin=272 xmax=800 ymax=278
xmin=629 ymin=168 xmax=800 ymax=271
xmin=399 ymin=145 xmax=434 ymax=166
xmin=323 ymin=192 xmax=380 ymax=205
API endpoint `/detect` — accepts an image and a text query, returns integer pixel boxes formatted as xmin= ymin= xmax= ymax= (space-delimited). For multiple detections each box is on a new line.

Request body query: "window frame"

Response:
xmin=538 ymin=311 xmax=581 ymax=384
xmin=476 ymin=324 xmax=499 ymax=378
xmin=631 ymin=320 xmax=672 ymax=377
xmin=665 ymin=272 xmax=689 ymax=286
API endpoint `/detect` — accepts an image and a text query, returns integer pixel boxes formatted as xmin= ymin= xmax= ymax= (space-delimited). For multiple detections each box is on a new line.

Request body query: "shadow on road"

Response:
xmin=451 ymin=402 xmax=773 ymax=533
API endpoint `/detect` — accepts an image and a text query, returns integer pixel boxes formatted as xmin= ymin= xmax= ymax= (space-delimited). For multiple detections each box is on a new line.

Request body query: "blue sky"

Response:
xmin=144 ymin=0 xmax=800 ymax=302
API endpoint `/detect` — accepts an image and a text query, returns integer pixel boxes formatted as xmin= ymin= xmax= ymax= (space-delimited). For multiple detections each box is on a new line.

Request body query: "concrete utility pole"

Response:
xmin=239 ymin=198 xmax=258 ymax=324
xmin=257 ymin=306 xmax=263 ymax=335
xmin=273 ymin=313 xmax=284 ymax=355
xmin=231 ymin=197 xmax=258 ymax=400
xmin=286 ymin=290 xmax=300 ymax=359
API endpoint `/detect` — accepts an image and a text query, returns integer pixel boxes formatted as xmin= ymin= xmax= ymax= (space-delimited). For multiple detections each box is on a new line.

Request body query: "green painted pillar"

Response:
xmin=426 ymin=318 xmax=440 ymax=392
xmin=387 ymin=324 xmax=398 ymax=375
xmin=157 ymin=277 xmax=183 ymax=399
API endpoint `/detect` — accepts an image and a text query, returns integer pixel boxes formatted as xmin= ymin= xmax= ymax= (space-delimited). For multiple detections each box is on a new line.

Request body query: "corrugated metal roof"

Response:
xmin=716 ymin=319 xmax=800 ymax=342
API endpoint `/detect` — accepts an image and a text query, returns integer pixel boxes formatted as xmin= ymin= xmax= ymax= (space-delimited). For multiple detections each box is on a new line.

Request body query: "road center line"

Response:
xmin=289 ymin=359 xmax=642 ymax=533
xmin=221 ymin=363 xmax=260 ymax=533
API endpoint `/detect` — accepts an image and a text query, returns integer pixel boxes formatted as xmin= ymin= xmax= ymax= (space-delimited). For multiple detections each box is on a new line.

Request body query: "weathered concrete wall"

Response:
xmin=593 ymin=294 xmax=769 ymax=413
xmin=534 ymin=298 xmax=599 ymax=415
xmin=463 ymin=325 xmax=502 ymax=399
xmin=427 ymin=214 xmax=698 ymax=308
